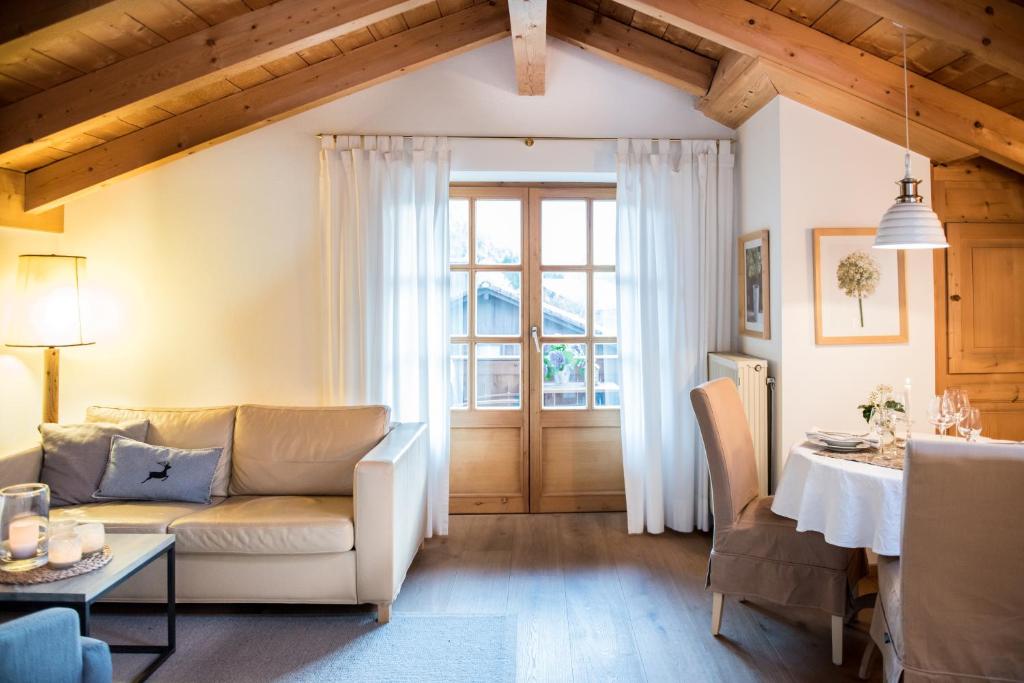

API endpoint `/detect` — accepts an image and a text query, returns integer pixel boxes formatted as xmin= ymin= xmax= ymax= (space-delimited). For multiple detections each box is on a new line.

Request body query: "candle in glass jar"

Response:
xmin=49 ymin=533 xmax=82 ymax=569
xmin=77 ymin=523 xmax=104 ymax=554
xmin=8 ymin=517 xmax=39 ymax=560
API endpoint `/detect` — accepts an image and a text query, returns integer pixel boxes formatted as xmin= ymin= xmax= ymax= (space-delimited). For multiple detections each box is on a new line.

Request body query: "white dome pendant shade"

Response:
xmin=873 ymin=27 xmax=948 ymax=251
xmin=874 ymin=169 xmax=948 ymax=250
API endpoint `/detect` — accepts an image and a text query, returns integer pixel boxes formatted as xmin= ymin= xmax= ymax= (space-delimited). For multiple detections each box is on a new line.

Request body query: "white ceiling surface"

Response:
xmin=285 ymin=37 xmax=734 ymax=182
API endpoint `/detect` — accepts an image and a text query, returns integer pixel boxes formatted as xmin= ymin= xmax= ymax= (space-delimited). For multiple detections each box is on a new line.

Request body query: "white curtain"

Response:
xmin=616 ymin=139 xmax=735 ymax=534
xmin=319 ymin=135 xmax=451 ymax=537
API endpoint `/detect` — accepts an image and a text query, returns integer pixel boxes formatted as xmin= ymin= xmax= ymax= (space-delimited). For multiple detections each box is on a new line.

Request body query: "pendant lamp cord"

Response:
xmin=902 ymin=28 xmax=911 ymax=178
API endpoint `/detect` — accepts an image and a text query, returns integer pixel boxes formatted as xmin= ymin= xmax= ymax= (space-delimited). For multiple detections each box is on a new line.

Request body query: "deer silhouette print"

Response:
xmin=141 ymin=461 xmax=172 ymax=484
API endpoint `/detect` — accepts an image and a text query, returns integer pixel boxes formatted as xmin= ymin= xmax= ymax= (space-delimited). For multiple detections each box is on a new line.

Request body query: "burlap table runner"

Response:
xmin=812 ymin=445 xmax=905 ymax=470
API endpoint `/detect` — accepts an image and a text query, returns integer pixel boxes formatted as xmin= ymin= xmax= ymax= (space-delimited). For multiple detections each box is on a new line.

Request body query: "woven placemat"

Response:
xmin=813 ymin=446 xmax=905 ymax=470
xmin=0 ymin=545 xmax=112 ymax=585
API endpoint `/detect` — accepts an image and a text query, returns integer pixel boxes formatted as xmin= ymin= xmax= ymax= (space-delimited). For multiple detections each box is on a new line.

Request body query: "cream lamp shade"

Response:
xmin=6 ymin=255 xmax=94 ymax=348
xmin=874 ymin=175 xmax=949 ymax=250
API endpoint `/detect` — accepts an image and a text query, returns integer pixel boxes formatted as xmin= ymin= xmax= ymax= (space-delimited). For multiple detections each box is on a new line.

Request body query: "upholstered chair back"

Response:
xmin=690 ymin=378 xmax=759 ymax=530
xmin=901 ymin=439 xmax=1024 ymax=679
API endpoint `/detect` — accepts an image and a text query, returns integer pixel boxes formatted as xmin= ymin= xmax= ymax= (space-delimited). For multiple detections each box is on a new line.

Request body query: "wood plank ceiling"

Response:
xmin=0 ymin=0 xmax=1021 ymax=218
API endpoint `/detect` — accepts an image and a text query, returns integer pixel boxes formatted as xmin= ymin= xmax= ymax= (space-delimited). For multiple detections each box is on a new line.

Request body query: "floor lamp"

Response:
xmin=5 ymin=255 xmax=94 ymax=424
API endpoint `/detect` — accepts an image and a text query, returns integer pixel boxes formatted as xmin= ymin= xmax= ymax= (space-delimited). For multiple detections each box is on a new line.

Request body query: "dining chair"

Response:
xmin=859 ymin=438 xmax=1024 ymax=682
xmin=690 ymin=378 xmax=867 ymax=666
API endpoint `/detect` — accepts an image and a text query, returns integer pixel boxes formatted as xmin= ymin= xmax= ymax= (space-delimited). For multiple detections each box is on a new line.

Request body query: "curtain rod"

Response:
xmin=315 ymin=134 xmax=726 ymax=145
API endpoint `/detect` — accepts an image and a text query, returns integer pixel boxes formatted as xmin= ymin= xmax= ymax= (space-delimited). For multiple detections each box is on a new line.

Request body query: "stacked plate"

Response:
xmin=806 ymin=429 xmax=875 ymax=452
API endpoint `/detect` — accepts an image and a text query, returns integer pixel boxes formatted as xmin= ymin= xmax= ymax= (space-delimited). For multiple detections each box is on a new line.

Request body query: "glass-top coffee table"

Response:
xmin=0 ymin=533 xmax=175 ymax=682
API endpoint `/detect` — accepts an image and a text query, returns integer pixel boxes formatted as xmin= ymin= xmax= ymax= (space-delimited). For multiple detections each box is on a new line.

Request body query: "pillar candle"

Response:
xmin=77 ymin=523 xmax=105 ymax=554
xmin=49 ymin=533 xmax=82 ymax=569
xmin=8 ymin=518 xmax=39 ymax=560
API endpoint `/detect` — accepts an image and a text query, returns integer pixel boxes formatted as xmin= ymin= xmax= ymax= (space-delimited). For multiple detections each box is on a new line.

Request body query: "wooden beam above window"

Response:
xmin=509 ymin=0 xmax=547 ymax=95
xmin=23 ymin=2 xmax=512 ymax=211
xmin=0 ymin=0 xmax=438 ymax=166
xmin=548 ymin=0 xmax=714 ymax=97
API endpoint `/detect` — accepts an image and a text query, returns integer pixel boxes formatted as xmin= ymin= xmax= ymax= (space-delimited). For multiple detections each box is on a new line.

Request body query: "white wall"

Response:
xmin=738 ymin=98 xmax=935 ymax=486
xmin=0 ymin=38 xmax=731 ymax=453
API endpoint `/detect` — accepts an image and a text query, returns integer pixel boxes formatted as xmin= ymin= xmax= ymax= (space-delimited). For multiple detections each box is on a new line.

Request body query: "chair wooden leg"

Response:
xmin=858 ymin=641 xmax=877 ymax=680
xmin=711 ymin=592 xmax=724 ymax=636
xmin=831 ymin=615 xmax=843 ymax=666
xmin=376 ymin=602 xmax=392 ymax=624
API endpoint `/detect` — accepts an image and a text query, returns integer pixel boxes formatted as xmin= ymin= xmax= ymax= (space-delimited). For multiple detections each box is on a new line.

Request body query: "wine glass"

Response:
xmin=927 ymin=395 xmax=954 ymax=437
xmin=944 ymin=388 xmax=971 ymax=436
xmin=958 ymin=408 xmax=983 ymax=442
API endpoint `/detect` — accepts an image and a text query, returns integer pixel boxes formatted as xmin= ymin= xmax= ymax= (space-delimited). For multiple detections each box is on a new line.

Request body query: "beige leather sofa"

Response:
xmin=0 ymin=404 xmax=429 ymax=624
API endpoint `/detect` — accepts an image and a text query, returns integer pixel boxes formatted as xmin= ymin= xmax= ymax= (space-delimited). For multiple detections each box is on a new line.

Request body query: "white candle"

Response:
xmin=77 ymin=523 xmax=105 ymax=554
xmin=8 ymin=517 xmax=39 ymax=560
xmin=49 ymin=533 xmax=82 ymax=569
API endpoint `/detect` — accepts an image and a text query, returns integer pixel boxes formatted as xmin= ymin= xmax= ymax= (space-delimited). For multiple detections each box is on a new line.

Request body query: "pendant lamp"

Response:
xmin=874 ymin=28 xmax=948 ymax=250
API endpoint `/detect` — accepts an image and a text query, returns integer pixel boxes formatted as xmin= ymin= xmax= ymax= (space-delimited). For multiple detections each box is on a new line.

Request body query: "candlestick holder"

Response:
xmin=1 ymin=483 xmax=50 ymax=572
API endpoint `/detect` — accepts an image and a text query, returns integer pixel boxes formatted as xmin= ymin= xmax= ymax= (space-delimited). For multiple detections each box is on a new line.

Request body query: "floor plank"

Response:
xmin=400 ymin=512 xmax=881 ymax=682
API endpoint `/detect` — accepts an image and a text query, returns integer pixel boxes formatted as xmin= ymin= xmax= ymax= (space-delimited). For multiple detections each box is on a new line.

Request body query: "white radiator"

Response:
xmin=708 ymin=352 xmax=770 ymax=497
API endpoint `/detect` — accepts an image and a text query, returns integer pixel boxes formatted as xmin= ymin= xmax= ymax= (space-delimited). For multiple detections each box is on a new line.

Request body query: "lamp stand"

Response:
xmin=43 ymin=347 xmax=59 ymax=424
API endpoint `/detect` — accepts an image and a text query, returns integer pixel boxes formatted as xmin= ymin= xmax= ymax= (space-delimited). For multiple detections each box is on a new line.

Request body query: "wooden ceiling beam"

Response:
xmin=548 ymin=0 xmax=714 ymax=97
xmin=0 ymin=169 xmax=62 ymax=232
xmin=612 ymin=0 xmax=1024 ymax=173
xmin=843 ymin=0 xmax=1024 ymax=83
xmin=696 ymin=52 xmax=776 ymax=127
xmin=0 ymin=0 xmax=438 ymax=165
xmin=762 ymin=61 xmax=978 ymax=163
xmin=509 ymin=0 xmax=547 ymax=95
xmin=0 ymin=0 xmax=133 ymax=60
xmin=23 ymin=2 xmax=511 ymax=211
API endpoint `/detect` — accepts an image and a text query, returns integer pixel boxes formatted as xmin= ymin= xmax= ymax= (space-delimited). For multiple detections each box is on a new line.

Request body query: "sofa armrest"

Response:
xmin=354 ymin=422 xmax=429 ymax=608
xmin=0 ymin=445 xmax=42 ymax=489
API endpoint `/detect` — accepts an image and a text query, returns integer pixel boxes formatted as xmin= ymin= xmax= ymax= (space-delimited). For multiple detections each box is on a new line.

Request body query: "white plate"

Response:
xmin=808 ymin=438 xmax=873 ymax=452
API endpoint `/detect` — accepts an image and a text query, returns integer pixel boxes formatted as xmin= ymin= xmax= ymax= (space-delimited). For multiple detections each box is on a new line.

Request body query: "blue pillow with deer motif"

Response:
xmin=93 ymin=435 xmax=222 ymax=504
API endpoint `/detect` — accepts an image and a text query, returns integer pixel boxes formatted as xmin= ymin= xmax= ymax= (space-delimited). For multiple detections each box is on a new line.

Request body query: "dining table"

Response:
xmin=770 ymin=434 xmax=944 ymax=557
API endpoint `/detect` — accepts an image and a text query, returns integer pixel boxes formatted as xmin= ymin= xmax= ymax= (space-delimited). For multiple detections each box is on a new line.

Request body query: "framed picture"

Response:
xmin=738 ymin=229 xmax=770 ymax=339
xmin=813 ymin=227 xmax=907 ymax=345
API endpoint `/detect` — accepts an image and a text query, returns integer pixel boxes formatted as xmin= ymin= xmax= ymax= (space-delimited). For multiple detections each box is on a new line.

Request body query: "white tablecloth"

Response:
xmin=771 ymin=441 xmax=904 ymax=556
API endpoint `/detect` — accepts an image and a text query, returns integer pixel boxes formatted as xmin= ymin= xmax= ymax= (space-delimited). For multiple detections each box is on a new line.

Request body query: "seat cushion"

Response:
xmin=709 ymin=496 xmax=866 ymax=615
xmin=86 ymin=406 xmax=236 ymax=498
xmin=168 ymin=496 xmax=354 ymax=555
xmin=51 ymin=499 xmax=224 ymax=533
xmin=229 ymin=405 xmax=389 ymax=496
xmin=717 ymin=496 xmax=855 ymax=570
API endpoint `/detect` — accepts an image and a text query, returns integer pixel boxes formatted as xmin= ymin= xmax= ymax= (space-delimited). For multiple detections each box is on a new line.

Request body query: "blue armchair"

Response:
xmin=0 ymin=608 xmax=112 ymax=683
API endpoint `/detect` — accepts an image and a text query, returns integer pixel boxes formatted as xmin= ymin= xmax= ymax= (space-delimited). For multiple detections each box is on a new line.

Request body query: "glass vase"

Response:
xmin=0 ymin=483 xmax=50 ymax=572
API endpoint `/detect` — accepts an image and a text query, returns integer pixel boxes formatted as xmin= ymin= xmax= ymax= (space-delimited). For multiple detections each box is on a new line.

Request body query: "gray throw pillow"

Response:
xmin=94 ymin=436 xmax=221 ymax=504
xmin=40 ymin=420 xmax=150 ymax=506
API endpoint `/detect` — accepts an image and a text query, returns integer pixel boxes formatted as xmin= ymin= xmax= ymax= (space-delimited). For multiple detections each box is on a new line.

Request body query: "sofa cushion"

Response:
xmin=229 ymin=405 xmax=389 ymax=496
xmin=51 ymin=499 xmax=225 ymax=533
xmin=86 ymin=405 xmax=236 ymax=498
xmin=39 ymin=420 xmax=149 ymax=506
xmin=168 ymin=496 xmax=354 ymax=555
xmin=94 ymin=436 xmax=222 ymax=504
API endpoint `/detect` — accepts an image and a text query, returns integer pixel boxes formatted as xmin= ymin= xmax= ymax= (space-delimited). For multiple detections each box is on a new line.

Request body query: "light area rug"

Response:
xmin=89 ymin=611 xmax=516 ymax=683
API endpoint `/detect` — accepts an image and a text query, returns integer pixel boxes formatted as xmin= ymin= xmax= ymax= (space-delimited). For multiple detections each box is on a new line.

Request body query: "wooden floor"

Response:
xmin=397 ymin=513 xmax=880 ymax=683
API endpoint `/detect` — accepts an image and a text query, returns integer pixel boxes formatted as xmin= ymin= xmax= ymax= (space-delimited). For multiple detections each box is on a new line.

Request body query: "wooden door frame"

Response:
xmin=527 ymin=187 xmax=625 ymax=513
xmin=449 ymin=186 xmax=531 ymax=513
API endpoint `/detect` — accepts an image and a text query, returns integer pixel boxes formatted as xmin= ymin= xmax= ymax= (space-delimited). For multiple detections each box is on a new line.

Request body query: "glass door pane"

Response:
xmin=541 ymin=272 xmax=587 ymax=336
xmin=541 ymin=200 xmax=587 ymax=265
xmin=476 ymin=343 xmax=521 ymax=409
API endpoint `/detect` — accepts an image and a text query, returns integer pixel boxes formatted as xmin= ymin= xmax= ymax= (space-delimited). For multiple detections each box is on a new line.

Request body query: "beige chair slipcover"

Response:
xmin=690 ymin=378 xmax=866 ymax=662
xmin=866 ymin=438 xmax=1024 ymax=683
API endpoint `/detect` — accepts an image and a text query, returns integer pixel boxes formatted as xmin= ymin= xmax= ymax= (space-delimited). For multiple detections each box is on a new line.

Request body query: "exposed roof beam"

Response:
xmin=0 ymin=169 xmax=62 ymax=232
xmin=509 ymin=0 xmax=547 ymax=95
xmin=0 ymin=0 xmax=132 ymax=60
xmin=548 ymin=0 xmax=714 ymax=97
xmin=844 ymin=0 xmax=1024 ymax=83
xmin=0 ymin=0 xmax=438 ymax=164
xmin=696 ymin=52 xmax=776 ymax=127
xmin=763 ymin=61 xmax=977 ymax=163
xmin=612 ymin=0 xmax=1024 ymax=173
xmin=24 ymin=2 xmax=511 ymax=211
